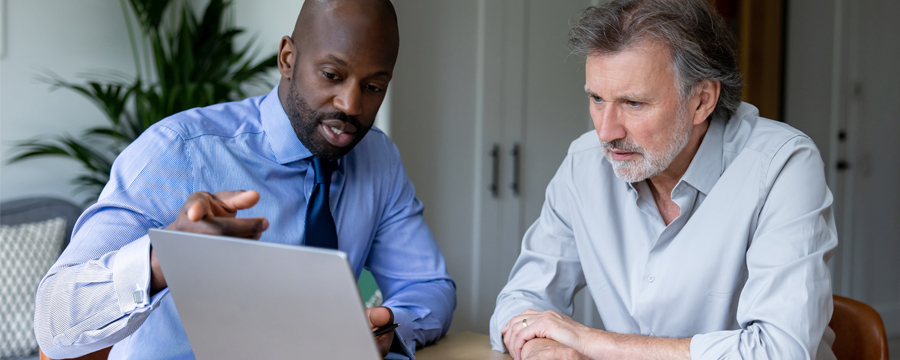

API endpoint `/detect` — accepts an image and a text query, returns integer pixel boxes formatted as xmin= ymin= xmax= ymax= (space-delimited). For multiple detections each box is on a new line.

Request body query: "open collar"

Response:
xmin=679 ymin=118 xmax=725 ymax=196
xmin=260 ymin=86 xmax=313 ymax=165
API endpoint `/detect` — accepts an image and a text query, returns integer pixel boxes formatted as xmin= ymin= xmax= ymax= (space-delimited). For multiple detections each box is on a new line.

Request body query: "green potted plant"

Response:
xmin=8 ymin=0 xmax=277 ymax=204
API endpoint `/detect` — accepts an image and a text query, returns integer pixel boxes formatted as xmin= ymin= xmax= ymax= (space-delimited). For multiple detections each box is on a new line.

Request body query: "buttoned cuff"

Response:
xmin=389 ymin=307 xmax=417 ymax=358
xmin=384 ymin=352 xmax=410 ymax=360
xmin=112 ymin=234 xmax=154 ymax=313
xmin=385 ymin=333 xmax=415 ymax=360
xmin=490 ymin=299 xmax=537 ymax=352
xmin=689 ymin=329 xmax=741 ymax=359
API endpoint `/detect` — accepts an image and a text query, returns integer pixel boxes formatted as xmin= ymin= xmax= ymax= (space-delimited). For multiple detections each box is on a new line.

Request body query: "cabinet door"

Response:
xmin=518 ymin=0 xmax=601 ymax=331
xmin=392 ymin=0 xmax=601 ymax=335
xmin=840 ymin=0 xmax=900 ymax=336
xmin=786 ymin=0 xmax=900 ymax=337
xmin=472 ymin=0 xmax=600 ymax=334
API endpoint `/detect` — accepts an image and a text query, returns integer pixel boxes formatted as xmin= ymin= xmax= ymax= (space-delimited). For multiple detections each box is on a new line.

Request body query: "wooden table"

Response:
xmin=40 ymin=332 xmax=509 ymax=360
xmin=415 ymin=332 xmax=512 ymax=360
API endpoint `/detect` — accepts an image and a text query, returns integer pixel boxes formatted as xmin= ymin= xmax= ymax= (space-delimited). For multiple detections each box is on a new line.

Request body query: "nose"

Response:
xmin=593 ymin=105 xmax=626 ymax=143
xmin=333 ymin=83 xmax=363 ymax=116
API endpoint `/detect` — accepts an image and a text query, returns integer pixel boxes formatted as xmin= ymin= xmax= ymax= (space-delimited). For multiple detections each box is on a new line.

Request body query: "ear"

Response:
xmin=691 ymin=80 xmax=721 ymax=125
xmin=278 ymin=36 xmax=296 ymax=81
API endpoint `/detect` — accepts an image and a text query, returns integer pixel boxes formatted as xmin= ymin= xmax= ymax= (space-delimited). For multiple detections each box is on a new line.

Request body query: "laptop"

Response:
xmin=148 ymin=228 xmax=382 ymax=359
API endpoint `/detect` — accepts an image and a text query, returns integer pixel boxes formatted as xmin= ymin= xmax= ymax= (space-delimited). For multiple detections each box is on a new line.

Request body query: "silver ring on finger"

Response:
xmin=522 ymin=318 xmax=528 ymax=328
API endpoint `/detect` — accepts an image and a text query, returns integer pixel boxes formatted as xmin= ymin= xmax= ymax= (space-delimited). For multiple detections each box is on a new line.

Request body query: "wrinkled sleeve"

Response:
xmin=489 ymin=154 xmax=585 ymax=353
xmin=33 ymin=125 xmax=191 ymax=359
xmin=366 ymin=141 xmax=457 ymax=353
xmin=690 ymin=136 xmax=838 ymax=359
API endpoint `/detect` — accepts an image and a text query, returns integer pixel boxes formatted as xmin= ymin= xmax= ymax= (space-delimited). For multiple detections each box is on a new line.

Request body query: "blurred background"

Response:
xmin=0 ymin=0 xmax=897 ymax=356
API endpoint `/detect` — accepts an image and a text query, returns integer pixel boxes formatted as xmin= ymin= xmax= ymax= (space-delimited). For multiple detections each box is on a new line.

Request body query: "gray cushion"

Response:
xmin=0 ymin=198 xmax=82 ymax=254
xmin=1 ymin=218 xmax=67 ymax=359
xmin=0 ymin=198 xmax=81 ymax=360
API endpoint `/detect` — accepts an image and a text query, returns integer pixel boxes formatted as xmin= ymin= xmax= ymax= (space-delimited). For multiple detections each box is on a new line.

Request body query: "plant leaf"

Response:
xmin=13 ymin=0 xmax=278 ymax=201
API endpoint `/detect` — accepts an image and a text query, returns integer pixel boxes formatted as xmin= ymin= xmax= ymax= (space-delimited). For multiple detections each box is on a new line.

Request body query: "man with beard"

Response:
xmin=34 ymin=1 xmax=455 ymax=359
xmin=491 ymin=0 xmax=837 ymax=359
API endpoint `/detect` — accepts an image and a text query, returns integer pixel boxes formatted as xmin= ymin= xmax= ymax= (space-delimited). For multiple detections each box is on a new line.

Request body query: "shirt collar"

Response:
xmin=260 ymin=86 xmax=313 ymax=164
xmin=679 ymin=118 xmax=725 ymax=196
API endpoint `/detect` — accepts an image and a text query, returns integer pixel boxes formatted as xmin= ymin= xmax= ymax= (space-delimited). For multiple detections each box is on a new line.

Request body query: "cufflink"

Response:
xmin=133 ymin=285 xmax=144 ymax=304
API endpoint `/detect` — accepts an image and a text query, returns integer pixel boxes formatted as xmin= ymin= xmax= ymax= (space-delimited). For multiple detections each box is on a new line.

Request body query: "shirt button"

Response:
xmin=648 ymin=276 xmax=655 ymax=283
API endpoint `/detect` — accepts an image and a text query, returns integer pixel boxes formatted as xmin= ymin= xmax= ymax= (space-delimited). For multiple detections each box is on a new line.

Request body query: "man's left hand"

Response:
xmin=501 ymin=309 xmax=591 ymax=360
xmin=366 ymin=306 xmax=395 ymax=357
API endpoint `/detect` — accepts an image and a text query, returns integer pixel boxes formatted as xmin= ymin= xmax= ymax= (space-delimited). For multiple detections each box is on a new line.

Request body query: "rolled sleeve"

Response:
xmin=35 ymin=235 xmax=167 ymax=358
xmin=691 ymin=137 xmax=838 ymax=359
xmin=33 ymin=124 xmax=191 ymax=359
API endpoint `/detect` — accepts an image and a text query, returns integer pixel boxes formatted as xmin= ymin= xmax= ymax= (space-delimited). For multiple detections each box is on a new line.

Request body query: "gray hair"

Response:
xmin=569 ymin=0 xmax=743 ymax=122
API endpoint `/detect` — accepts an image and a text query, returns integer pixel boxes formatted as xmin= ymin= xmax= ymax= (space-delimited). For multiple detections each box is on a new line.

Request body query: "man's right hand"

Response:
xmin=150 ymin=190 xmax=269 ymax=294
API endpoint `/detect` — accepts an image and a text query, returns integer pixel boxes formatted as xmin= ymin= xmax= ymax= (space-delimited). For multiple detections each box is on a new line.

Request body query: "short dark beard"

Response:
xmin=284 ymin=83 xmax=371 ymax=161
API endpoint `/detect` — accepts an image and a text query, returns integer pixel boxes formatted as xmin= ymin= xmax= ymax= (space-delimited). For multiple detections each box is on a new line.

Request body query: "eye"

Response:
xmin=589 ymin=95 xmax=602 ymax=103
xmin=626 ymin=100 xmax=642 ymax=107
xmin=322 ymin=71 xmax=342 ymax=81
xmin=366 ymin=84 xmax=385 ymax=93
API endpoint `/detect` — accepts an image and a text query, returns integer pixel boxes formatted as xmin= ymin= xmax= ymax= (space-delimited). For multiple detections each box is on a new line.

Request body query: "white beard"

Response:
xmin=601 ymin=114 xmax=693 ymax=183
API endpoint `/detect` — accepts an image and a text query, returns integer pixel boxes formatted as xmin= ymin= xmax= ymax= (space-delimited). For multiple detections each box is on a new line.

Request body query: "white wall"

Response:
xmin=0 ymin=0 xmax=136 ymax=204
xmin=229 ymin=0 xmax=303 ymax=70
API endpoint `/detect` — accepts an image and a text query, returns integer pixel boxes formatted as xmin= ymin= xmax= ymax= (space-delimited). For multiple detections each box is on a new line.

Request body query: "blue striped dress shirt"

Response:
xmin=33 ymin=86 xmax=457 ymax=359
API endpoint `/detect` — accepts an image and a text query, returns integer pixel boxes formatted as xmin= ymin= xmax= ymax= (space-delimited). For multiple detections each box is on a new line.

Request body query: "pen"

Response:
xmin=373 ymin=323 xmax=400 ymax=337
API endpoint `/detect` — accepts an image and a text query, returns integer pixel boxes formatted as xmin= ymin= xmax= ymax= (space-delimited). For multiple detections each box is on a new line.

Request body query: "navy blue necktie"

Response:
xmin=304 ymin=157 xmax=338 ymax=249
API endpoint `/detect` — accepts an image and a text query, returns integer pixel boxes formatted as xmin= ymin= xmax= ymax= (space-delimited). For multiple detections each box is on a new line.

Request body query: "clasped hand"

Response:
xmin=501 ymin=309 xmax=592 ymax=360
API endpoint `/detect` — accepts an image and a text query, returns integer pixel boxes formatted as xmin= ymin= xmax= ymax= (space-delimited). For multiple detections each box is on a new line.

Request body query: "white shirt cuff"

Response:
xmin=112 ymin=234 xmax=153 ymax=313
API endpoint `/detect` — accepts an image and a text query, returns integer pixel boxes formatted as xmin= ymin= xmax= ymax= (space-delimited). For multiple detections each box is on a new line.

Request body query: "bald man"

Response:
xmin=33 ymin=1 xmax=456 ymax=359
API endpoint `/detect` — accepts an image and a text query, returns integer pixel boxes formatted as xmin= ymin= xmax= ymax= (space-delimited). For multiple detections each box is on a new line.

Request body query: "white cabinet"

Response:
xmin=391 ymin=0 xmax=600 ymax=334
xmin=785 ymin=0 xmax=900 ymax=337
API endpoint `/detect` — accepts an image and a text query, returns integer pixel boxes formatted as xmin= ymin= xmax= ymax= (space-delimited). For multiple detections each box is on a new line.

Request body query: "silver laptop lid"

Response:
xmin=149 ymin=229 xmax=380 ymax=360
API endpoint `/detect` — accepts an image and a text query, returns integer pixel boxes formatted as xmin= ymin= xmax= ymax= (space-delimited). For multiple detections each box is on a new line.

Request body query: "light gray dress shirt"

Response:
xmin=490 ymin=103 xmax=838 ymax=359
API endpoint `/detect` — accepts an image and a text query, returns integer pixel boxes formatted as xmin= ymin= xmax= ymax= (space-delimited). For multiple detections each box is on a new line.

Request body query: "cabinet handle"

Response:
xmin=490 ymin=144 xmax=500 ymax=198
xmin=836 ymin=160 xmax=851 ymax=171
xmin=510 ymin=143 xmax=520 ymax=197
